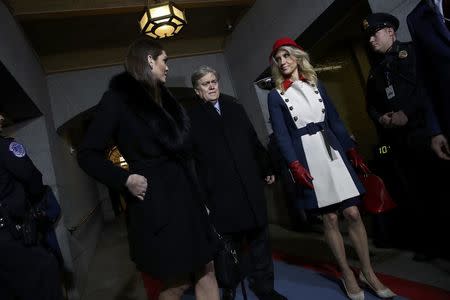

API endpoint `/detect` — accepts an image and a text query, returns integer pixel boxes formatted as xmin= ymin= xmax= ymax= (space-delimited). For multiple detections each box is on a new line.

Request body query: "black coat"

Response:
xmin=77 ymin=72 xmax=215 ymax=280
xmin=188 ymin=95 xmax=272 ymax=234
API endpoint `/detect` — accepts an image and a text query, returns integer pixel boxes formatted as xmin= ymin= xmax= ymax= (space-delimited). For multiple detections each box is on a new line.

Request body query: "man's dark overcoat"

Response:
xmin=188 ymin=95 xmax=272 ymax=234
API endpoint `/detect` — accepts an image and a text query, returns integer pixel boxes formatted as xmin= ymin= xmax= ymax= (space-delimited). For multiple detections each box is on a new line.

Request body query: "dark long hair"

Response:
xmin=125 ymin=36 xmax=164 ymax=104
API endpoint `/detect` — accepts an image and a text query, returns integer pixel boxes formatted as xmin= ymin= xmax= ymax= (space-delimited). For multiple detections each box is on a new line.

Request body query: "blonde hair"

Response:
xmin=271 ymin=46 xmax=317 ymax=91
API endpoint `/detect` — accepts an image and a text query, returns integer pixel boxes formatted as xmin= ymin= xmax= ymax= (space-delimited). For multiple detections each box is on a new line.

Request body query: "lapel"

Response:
xmin=422 ymin=2 xmax=450 ymax=43
xmin=219 ymin=96 xmax=250 ymax=141
xmin=218 ymin=97 xmax=234 ymax=125
xmin=195 ymin=99 xmax=226 ymax=141
xmin=201 ymin=100 xmax=222 ymax=122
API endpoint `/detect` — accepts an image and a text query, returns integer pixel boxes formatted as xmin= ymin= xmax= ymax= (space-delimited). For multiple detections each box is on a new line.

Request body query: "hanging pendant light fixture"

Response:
xmin=139 ymin=0 xmax=187 ymax=39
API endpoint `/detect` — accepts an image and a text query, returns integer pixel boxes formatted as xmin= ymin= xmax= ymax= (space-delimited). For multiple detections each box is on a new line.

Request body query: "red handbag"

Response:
xmin=358 ymin=173 xmax=397 ymax=214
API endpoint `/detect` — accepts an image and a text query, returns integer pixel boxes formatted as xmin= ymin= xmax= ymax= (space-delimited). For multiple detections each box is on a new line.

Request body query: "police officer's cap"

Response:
xmin=362 ymin=13 xmax=399 ymax=35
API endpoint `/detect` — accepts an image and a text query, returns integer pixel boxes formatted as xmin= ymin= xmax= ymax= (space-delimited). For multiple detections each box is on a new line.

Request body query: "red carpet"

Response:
xmin=139 ymin=251 xmax=450 ymax=299
xmin=273 ymin=251 xmax=450 ymax=300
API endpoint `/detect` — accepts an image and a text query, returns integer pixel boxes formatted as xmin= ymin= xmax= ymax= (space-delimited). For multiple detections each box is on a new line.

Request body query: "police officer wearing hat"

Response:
xmin=0 ymin=111 xmax=63 ymax=299
xmin=363 ymin=13 xmax=440 ymax=261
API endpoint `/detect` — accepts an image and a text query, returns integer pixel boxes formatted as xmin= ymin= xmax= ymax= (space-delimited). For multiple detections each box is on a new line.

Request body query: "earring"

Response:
xmin=147 ymin=55 xmax=154 ymax=69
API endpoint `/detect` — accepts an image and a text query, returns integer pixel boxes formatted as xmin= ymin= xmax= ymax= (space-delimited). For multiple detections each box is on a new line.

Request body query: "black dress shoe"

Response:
xmin=255 ymin=289 xmax=288 ymax=300
xmin=222 ymin=288 xmax=236 ymax=300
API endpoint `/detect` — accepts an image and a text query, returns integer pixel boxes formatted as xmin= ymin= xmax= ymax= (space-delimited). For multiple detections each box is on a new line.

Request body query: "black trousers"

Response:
xmin=0 ymin=232 xmax=63 ymax=300
xmin=378 ymin=144 xmax=442 ymax=254
xmin=223 ymin=225 xmax=274 ymax=293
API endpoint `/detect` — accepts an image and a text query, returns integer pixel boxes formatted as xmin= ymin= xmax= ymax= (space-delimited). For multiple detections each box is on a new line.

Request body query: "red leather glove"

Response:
xmin=288 ymin=160 xmax=314 ymax=189
xmin=347 ymin=148 xmax=370 ymax=174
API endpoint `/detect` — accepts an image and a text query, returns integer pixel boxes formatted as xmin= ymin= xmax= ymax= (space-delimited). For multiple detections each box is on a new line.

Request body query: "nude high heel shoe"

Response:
xmin=340 ymin=278 xmax=365 ymax=300
xmin=359 ymin=271 xmax=396 ymax=298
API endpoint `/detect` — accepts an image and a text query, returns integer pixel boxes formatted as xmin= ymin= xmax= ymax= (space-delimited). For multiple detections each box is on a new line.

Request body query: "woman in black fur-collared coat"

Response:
xmin=77 ymin=37 xmax=219 ymax=300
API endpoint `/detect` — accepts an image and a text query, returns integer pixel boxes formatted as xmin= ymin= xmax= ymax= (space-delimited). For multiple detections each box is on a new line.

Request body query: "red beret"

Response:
xmin=270 ymin=37 xmax=303 ymax=61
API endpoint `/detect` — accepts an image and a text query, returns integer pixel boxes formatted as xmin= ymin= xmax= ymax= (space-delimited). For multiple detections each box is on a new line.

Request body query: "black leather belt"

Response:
xmin=293 ymin=121 xmax=334 ymax=160
xmin=293 ymin=121 xmax=326 ymax=137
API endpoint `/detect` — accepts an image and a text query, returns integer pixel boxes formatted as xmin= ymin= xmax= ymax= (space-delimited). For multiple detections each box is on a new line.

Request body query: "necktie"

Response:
xmin=214 ymin=103 xmax=221 ymax=115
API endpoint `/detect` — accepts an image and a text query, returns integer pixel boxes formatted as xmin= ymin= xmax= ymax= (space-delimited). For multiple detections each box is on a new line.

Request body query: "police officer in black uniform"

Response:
xmin=363 ymin=13 xmax=439 ymax=261
xmin=0 ymin=111 xmax=63 ymax=299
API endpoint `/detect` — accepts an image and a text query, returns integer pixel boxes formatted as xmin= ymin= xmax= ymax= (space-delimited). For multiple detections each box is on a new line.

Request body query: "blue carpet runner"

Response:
xmin=178 ymin=255 xmax=450 ymax=299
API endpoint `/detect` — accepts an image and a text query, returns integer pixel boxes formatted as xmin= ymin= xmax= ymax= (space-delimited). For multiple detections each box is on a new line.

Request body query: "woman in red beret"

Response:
xmin=267 ymin=37 xmax=395 ymax=300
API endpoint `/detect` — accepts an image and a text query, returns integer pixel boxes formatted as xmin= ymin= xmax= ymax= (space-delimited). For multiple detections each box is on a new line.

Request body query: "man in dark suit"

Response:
xmin=407 ymin=0 xmax=450 ymax=160
xmin=188 ymin=66 xmax=286 ymax=300
xmin=407 ymin=0 xmax=450 ymax=261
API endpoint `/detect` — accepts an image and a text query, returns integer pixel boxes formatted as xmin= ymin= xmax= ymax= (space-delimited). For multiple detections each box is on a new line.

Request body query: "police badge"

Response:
xmin=398 ymin=50 xmax=408 ymax=59
xmin=362 ymin=19 xmax=369 ymax=30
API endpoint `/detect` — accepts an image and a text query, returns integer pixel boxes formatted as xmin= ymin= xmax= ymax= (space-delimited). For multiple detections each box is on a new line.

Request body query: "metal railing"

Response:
xmin=66 ymin=198 xmax=105 ymax=234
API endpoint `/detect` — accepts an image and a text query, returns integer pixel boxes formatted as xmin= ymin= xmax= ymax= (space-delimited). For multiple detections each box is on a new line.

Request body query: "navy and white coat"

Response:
xmin=267 ymin=80 xmax=364 ymax=210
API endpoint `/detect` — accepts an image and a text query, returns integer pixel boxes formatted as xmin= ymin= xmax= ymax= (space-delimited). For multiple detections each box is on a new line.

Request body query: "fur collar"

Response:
xmin=109 ymin=72 xmax=190 ymax=154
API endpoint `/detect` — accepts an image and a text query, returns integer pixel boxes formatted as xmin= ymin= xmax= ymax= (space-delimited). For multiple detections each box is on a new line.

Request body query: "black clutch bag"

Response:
xmin=212 ymin=227 xmax=248 ymax=300
xmin=214 ymin=229 xmax=241 ymax=288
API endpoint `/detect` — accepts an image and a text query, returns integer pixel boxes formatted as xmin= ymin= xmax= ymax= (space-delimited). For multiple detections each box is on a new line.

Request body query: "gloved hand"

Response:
xmin=347 ymin=148 xmax=370 ymax=174
xmin=288 ymin=160 xmax=314 ymax=189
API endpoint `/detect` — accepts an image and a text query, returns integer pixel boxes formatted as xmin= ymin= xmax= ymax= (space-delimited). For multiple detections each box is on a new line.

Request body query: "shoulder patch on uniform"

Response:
xmin=9 ymin=142 xmax=26 ymax=158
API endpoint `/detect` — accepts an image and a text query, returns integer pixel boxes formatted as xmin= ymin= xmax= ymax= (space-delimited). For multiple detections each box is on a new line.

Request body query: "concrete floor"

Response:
xmin=81 ymin=215 xmax=450 ymax=300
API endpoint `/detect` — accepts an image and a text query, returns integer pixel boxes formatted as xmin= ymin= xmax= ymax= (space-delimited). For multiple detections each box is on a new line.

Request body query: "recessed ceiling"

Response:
xmin=5 ymin=0 xmax=255 ymax=73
